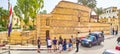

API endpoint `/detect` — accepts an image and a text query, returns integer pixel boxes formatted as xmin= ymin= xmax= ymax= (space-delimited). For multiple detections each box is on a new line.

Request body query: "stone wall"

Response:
xmin=0 ymin=30 xmax=36 ymax=45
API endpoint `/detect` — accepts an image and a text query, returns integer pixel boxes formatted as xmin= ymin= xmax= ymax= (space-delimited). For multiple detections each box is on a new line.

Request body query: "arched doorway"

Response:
xmin=46 ymin=30 xmax=50 ymax=41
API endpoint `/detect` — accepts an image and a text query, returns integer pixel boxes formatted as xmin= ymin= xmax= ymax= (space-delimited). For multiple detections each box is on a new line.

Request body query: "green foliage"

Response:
xmin=0 ymin=7 xmax=9 ymax=31
xmin=94 ymin=8 xmax=103 ymax=16
xmin=29 ymin=25 xmax=35 ymax=30
xmin=14 ymin=0 xmax=44 ymax=30
xmin=40 ymin=10 xmax=47 ymax=14
xmin=77 ymin=0 xmax=96 ymax=9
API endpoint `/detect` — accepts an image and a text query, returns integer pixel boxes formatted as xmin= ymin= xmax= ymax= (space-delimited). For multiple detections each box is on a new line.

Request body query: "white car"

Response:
xmin=103 ymin=49 xmax=120 ymax=54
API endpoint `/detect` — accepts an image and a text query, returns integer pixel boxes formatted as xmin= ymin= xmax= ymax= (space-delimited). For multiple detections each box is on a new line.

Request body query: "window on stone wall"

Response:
xmin=78 ymin=17 xmax=80 ymax=22
xmin=112 ymin=10 xmax=116 ymax=12
xmin=106 ymin=11 xmax=108 ymax=13
xmin=46 ymin=18 xmax=49 ymax=26
xmin=109 ymin=10 xmax=111 ymax=13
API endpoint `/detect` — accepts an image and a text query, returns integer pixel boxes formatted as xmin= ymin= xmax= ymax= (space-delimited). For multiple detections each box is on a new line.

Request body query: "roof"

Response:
xmin=91 ymin=32 xmax=102 ymax=34
xmin=51 ymin=1 xmax=91 ymax=13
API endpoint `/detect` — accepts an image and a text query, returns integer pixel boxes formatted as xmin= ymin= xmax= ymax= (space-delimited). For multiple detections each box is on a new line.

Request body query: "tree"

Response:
xmin=14 ymin=0 xmax=44 ymax=30
xmin=77 ymin=0 xmax=96 ymax=9
xmin=77 ymin=0 xmax=97 ymax=22
xmin=0 ymin=7 xmax=9 ymax=31
xmin=40 ymin=10 xmax=47 ymax=14
xmin=94 ymin=7 xmax=104 ymax=22
xmin=29 ymin=0 xmax=44 ymax=28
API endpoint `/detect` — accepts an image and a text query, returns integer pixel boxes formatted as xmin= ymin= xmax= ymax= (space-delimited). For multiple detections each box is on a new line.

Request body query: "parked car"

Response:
xmin=103 ymin=49 xmax=120 ymax=54
xmin=81 ymin=32 xmax=104 ymax=47
xmin=115 ymin=45 xmax=120 ymax=51
xmin=0 ymin=44 xmax=5 ymax=47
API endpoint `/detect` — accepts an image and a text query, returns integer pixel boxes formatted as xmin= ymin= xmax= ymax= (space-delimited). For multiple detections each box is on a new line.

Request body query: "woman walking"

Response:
xmin=58 ymin=36 xmax=63 ymax=54
xmin=63 ymin=39 xmax=67 ymax=51
xmin=52 ymin=37 xmax=57 ymax=52
xmin=68 ymin=39 xmax=72 ymax=51
xmin=47 ymin=38 xmax=52 ymax=53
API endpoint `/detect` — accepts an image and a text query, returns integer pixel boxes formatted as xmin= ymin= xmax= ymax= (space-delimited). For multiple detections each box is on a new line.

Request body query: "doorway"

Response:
xmin=46 ymin=30 xmax=50 ymax=41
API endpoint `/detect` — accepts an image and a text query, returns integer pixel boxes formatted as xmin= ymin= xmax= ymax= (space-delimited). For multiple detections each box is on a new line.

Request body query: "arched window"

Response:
xmin=46 ymin=18 xmax=49 ymax=26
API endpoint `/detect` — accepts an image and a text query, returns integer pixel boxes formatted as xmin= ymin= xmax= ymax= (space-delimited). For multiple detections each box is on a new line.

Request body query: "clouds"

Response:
xmin=96 ymin=0 xmax=120 ymax=9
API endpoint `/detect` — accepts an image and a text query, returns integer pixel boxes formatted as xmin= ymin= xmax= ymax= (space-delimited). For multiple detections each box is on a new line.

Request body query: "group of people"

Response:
xmin=37 ymin=36 xmax=80 ymax=54
xmin=112 ymin=28 xmax=118 ymax=35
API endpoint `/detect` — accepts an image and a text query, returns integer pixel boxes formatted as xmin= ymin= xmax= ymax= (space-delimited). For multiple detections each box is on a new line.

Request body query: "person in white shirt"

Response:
xmin=47 ymin=38 xmax=52 ymax=53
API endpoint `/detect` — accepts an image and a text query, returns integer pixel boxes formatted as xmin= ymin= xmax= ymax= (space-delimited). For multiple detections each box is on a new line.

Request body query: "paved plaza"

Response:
xmin=1 ymin=35 xmax=119 ymax=54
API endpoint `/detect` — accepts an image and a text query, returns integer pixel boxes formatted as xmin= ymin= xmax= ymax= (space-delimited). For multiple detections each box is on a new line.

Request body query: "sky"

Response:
xmin=0 ymin=0 xmax=120 ymax=13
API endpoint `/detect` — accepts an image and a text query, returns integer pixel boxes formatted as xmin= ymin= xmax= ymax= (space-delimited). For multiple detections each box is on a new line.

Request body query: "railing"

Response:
xmin=0 ymin=46 xmax=10 ymax=54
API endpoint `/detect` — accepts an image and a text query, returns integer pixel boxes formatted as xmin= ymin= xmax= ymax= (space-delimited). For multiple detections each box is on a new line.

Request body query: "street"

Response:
xmin=3 ymin=35 xmax=119 ymax=54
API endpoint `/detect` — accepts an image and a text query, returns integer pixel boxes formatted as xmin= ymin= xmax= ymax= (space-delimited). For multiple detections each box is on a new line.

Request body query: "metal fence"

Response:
xmin=0 ymin=46 xmax=10 ymax=54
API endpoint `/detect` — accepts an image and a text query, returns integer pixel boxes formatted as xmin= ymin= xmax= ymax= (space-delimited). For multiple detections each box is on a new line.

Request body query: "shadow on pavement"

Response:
xmin=79 ymin=44 xmax=104 ymax=51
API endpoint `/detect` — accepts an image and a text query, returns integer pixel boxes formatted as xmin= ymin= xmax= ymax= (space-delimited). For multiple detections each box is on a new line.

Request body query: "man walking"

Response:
xmin=75 ymin=37 xmax=79 ymax=52
xmin=37 ymin=37 xmax=41 ymax=53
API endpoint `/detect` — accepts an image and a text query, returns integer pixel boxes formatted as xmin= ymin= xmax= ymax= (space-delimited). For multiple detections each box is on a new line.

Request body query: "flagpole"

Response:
xmin=8 ymin=0 xmax=10 ymax=43
xmin=8 ymin=0 xmax=11 ymax=54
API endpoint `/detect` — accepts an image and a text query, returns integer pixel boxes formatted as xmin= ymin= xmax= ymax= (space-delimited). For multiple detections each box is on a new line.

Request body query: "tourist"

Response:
xmin=58 ymin=36 xmax=63 ymax=54
xmin=46 ymin=36 xmax=49 ymax=48
xmin=47 ymin=37 xmax=52 ymax=53
xmin=117 ymin=36 xmax=120 ymax=44
xmin=115 ymin=28 xmax=118 ymax=35
xmin=63 ymin=39 xmax=67 ymax=51
xmin=101 ymin=30 xmax=104 ymax=34
xmin=89 ymin=30 xmax=91 ymax=35
xmin=75 ymin=37 xmax=79 ymax=52
xmin=58 ymin=43 xmax=62 ymax=54
xmin=71 ymin=36 xmax=75 ymax=44
xmin=37 ymin=37 xmax=41 ymax=53
xmin=52 ymin=37 xmax=57 ymax=52
xmin=68 ymin=39 xmax=72 ymax=51
xmin=112 ymin=28 xmax=114 ymax=35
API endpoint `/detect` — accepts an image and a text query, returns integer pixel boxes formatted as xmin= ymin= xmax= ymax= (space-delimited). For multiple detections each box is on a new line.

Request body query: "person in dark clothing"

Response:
xmin=75 ymin=37 xmax=79 ymax=52
xmin=58 ymin=36 xmax=63 ymax=54
xmin=68 ymin=39 xmax=72 ymax=51
xmin=63 ymin=39 xmax=67 ymax=51
xmin=101 ymin=30 xmax=104 ymax=34
xmin=115 ymin=28 xmax=118 ymax=35
xmin=58 ymin=36 xmax=63 ymax=45
xmin=117 ymin=37 xmax=120 ymax=43
xmin=112 ymin=28 xmax=115 ymax=35
xmin=52 ymin=37 xmax=57 ymax=52
xmin=37 ymin=37 xmax=41 ymax=53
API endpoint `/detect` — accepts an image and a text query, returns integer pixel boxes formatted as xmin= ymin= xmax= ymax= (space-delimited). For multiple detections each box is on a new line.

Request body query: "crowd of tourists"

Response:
xmin=37 ymin=36 xmax=80 ymax=54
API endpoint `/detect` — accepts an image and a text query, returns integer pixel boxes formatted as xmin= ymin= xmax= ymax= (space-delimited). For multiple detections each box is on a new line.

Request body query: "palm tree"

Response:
xmin=94 ymin=7 xmax=104 ymax=22
xmin=14 ymin=6 xmax=23 ymax=29
xmin=14 ymin=0 xmax=44 ymax=30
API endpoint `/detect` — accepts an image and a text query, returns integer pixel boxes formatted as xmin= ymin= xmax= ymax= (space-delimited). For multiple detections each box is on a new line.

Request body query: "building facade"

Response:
xmin=99 ymin=7 xmax=120 ymax=30
xmin=36 ymin=1 xmax=111 ymax=44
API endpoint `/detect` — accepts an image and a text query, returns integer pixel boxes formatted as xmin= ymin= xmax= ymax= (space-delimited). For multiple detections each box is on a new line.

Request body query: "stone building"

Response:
xmin=36 ymin=1 xmax=110 ymax=44
xmin=99 ymin=7 xmax=120 ymax=30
